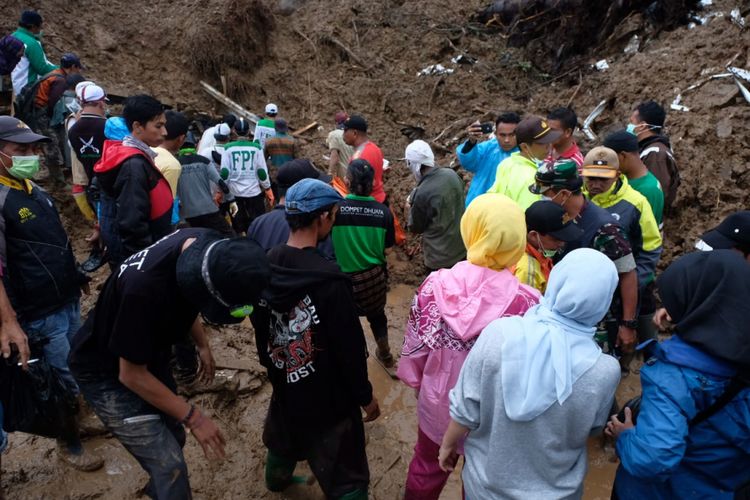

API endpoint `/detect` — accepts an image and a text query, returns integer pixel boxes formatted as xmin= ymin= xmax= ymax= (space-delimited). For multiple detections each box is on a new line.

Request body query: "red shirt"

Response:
xmin=351 ymin=141 xmax=385 ymax=203
xmin=561 ymin=142 xmax=584 ymax=168
xmin=547 ymin=142 xmax=584 ymax=169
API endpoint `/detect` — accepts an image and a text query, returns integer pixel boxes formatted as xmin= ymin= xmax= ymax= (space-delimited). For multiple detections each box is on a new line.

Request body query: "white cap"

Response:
xmin=75 ymin=81 xmax=95 ymax=100
xmin=78 ymin=84 xmax=108 ymax=104
xmin=404 ymin=140 xmax=435 ymax=167
xmin=214 ymin=123 xmax=231 ymax=138
xmin=265 ymin=103 xmax=278 ymax=115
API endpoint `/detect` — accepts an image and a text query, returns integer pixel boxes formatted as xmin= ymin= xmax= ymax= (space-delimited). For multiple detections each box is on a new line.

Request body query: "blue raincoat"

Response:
xmin=614 ymin=337 xmax=750 ymax=499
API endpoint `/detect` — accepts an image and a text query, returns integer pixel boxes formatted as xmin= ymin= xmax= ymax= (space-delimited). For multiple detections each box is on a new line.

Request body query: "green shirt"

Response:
xmin=629 ymin=172 xmax=664 ymax=228
xmin=331 ymin=194 xmax=395 ymax=273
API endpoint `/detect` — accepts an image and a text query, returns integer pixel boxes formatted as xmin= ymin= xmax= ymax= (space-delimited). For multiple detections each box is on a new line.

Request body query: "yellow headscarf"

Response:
xmin=460 ymin=193 xmax=526 ymax=272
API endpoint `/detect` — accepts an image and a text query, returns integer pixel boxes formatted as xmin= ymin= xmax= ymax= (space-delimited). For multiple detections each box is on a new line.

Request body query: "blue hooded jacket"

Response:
xmin=614 ymin=251 xmax=750 ymax=499
xmin=614 ymin=337 xmax=750 ymax=498
xmin=456 ymin=138 xmax=517 ymax=207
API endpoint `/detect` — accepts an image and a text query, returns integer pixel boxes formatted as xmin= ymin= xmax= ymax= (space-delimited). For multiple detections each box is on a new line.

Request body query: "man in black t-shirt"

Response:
xmin=257 ymin=178 xmax=379 ymax=500
xmin=67 ymin=83 xmax=108 ymax=271
xmin=70 ymin=228 xmax=270 ymax=499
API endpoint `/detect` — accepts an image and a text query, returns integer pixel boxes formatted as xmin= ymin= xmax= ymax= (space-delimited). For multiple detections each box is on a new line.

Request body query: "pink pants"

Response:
xmin=404 ymin=427 xmax=463 ymax=500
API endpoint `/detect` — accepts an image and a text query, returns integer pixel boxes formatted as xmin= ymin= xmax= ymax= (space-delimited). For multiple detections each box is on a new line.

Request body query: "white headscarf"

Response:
xmin=404 ymin=140 xmax=434 ymax=181
xmin=498 ymin=248 xmax=618 ymax=421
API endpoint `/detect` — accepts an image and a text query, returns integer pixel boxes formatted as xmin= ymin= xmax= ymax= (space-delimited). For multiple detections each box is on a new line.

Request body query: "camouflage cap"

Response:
xmin=530 ymin=158 xmax=583 ymax=194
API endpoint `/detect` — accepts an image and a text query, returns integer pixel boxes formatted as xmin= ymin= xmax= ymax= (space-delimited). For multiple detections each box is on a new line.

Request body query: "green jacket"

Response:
xmin=487 ymin=152 xmax=541 ymax=210
xmin=588 ymin=175 xmax=663 ymax=287
xmin=10 ymin=27 xmax=58 ymax=93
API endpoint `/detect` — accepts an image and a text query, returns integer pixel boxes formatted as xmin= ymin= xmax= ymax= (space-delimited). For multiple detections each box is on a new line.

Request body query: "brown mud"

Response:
xmin=2 ymin=282 xmax=640 ymax=499
xmin=1 ymin=0 xmax=749 ymax=497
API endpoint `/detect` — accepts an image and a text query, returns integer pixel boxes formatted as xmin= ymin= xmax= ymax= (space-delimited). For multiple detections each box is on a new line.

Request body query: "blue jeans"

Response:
xmin=98 ymin=192 xmax=124 ymax=269
xmin=75 ymin=375 xmax=191 ymax=500
xmin=21 ymin=301 xmax=81 ymax=396
xmin=0 ymin=402 xmax=7 ymax=453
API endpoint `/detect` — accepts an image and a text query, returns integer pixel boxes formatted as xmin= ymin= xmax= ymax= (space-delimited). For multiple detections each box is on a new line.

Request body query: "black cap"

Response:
xmin=176 ymin=231 xmax=271 ymax=325
xmin=60 ymin=53 xmax=83 ymax=69
xmin=274 ymin=118 xmax=288 ymax=133
xmin=20 ymin=10 xmax=42 ymax=26
xmin=0 ymin=116 xmax=50 ymax=143
xmin=347 ymin=158 xmax=375 ymax=185
xmin=603 ymin=129 xmax=639 ymax=153
xmin=276 ymin=159 xmax=332 ymax=189
xmin=343 ymin=115 xmax=368 ymax=133
xmin=222 ymin=113 xmax=237 ymax=127
xmin=525 ymin=200 xmax=584 ymax=242
xmin=700 ymin=211 xmax=750 ymax=250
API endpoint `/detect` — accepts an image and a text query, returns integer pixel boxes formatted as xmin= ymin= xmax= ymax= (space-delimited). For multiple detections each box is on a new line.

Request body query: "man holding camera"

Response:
xmin=456 ymin=112 xmax=520 ymax=207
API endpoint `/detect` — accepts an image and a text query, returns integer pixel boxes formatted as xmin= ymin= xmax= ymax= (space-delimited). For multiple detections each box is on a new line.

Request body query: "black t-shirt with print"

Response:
xmin=70 ymin=228 xmax=204 ymax=383
xmin=256 ymin=244 xmax=373 ymax=437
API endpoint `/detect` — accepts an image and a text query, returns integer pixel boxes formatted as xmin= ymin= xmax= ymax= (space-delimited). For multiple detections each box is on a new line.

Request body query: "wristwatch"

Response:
xmin=619 ymin=319 xmax=638 ymax=329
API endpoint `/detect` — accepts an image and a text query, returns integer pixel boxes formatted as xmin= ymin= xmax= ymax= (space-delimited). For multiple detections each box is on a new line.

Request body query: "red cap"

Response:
xmin=334 ymin=111 xmax=348 ymax=126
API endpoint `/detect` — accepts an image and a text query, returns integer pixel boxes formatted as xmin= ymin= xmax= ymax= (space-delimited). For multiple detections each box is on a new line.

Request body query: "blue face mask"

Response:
xmin=626 ymin=123 xmax=638 ymax=136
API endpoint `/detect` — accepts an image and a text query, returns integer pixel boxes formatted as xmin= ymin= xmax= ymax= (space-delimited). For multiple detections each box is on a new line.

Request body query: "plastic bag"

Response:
xmin=0 ymin=347 xmax=78 ymax=439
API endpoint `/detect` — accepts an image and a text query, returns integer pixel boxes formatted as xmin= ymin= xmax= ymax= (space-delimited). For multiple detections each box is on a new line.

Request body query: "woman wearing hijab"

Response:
xmin=398 ymin=193 xmax=541 ymax=499
xmin=439 ymin=248 xmax=621 ymax=499
xmin=606 ymin=250 xmax=750 ymax=499
xmin=0 ymin=36 xmax=24 ymax=76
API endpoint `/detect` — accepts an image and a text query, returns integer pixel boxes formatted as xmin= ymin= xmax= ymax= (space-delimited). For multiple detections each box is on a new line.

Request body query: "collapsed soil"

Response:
xmin=1 ymin=0 xmax=749 ymax=497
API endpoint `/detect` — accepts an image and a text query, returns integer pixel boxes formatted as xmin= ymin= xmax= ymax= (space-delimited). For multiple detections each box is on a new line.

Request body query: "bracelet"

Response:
xmin=180 ymin=404 xmax=195 ymax=426
xmin=188 ymin=412 xmax=206 ymax=431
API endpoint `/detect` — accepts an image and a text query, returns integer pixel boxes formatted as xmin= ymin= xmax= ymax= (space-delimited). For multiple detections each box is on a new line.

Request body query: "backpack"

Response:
xmin=13 ymin=72 xmax=64 ymax=129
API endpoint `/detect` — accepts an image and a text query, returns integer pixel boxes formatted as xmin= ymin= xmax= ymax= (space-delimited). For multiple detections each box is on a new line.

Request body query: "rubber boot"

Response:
xmin=338 ymin=488 xmax=368 ymax=500
xmin=265 ymin=450 xmax=296 ymax=492
xmin=375 ymin=337 xmax=395 ymax=368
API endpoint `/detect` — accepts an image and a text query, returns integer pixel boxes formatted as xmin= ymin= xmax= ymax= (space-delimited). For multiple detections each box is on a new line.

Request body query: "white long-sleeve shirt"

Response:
xmin=220 ymin=139 xmax=270 ymax=198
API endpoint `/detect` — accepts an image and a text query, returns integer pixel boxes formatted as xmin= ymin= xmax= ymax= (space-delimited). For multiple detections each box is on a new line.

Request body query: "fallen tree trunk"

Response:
xmin=200 ymin=81 xmax=262 ymax=132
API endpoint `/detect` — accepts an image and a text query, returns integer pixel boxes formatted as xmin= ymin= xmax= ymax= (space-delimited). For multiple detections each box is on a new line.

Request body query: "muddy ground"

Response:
xmin=1 ymin=0 xmax=749 ymax=497
xmin=2 ymin=272 xmax=641 ymax=500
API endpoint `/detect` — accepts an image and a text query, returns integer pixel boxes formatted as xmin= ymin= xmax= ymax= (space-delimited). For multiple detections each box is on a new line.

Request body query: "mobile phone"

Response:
xmin=480 ymin=122 xmax=494 ymax=134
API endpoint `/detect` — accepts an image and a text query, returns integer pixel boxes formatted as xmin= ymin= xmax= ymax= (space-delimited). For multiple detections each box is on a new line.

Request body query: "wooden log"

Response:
xmin=199 ymin=81 xmax=262 ymax=127
xmin=291 ymin=121 xmax=319 ymax=137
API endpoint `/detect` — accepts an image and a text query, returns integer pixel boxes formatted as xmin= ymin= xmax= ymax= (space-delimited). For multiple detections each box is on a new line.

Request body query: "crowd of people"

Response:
xmin=0 ymin=8 xmax=748 ymax=500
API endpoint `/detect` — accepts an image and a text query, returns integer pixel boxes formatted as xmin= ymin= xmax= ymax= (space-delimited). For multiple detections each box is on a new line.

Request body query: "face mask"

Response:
xmin=537 ymin=234 xmax=558 ymax=258
xmin=626 ymin=123 xmax=638 ymax=136
xmin=407 ymin=159 xmax=422 ymax=181
xmin=0 ymin=152 xmax=40 ymax=180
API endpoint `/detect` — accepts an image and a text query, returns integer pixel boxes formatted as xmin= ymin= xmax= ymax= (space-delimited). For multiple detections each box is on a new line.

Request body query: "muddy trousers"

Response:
xmin=263 ymin=413 xmax=369 ymax=499
xmin=404 ymin=426 xmax=463 ymax=500
xmin=75 ymin=376 xmax=191 ymax=500
xmin=230 ymin=194 xmax=266 ymax=235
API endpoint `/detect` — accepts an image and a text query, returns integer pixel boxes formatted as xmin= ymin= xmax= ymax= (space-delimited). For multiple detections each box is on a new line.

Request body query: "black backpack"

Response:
xmin=13 ymin=72 xmax=64 ymax=129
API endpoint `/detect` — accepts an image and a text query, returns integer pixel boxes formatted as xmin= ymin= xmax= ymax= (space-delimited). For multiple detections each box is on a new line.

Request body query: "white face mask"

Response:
xmin=407 ymin=159 xmax=422 ymax=181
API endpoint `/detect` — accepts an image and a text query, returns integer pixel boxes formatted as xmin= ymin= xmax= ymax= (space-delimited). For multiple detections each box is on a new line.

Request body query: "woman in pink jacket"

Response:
xmin=398 ymin=193 xmax=540 ymax=499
